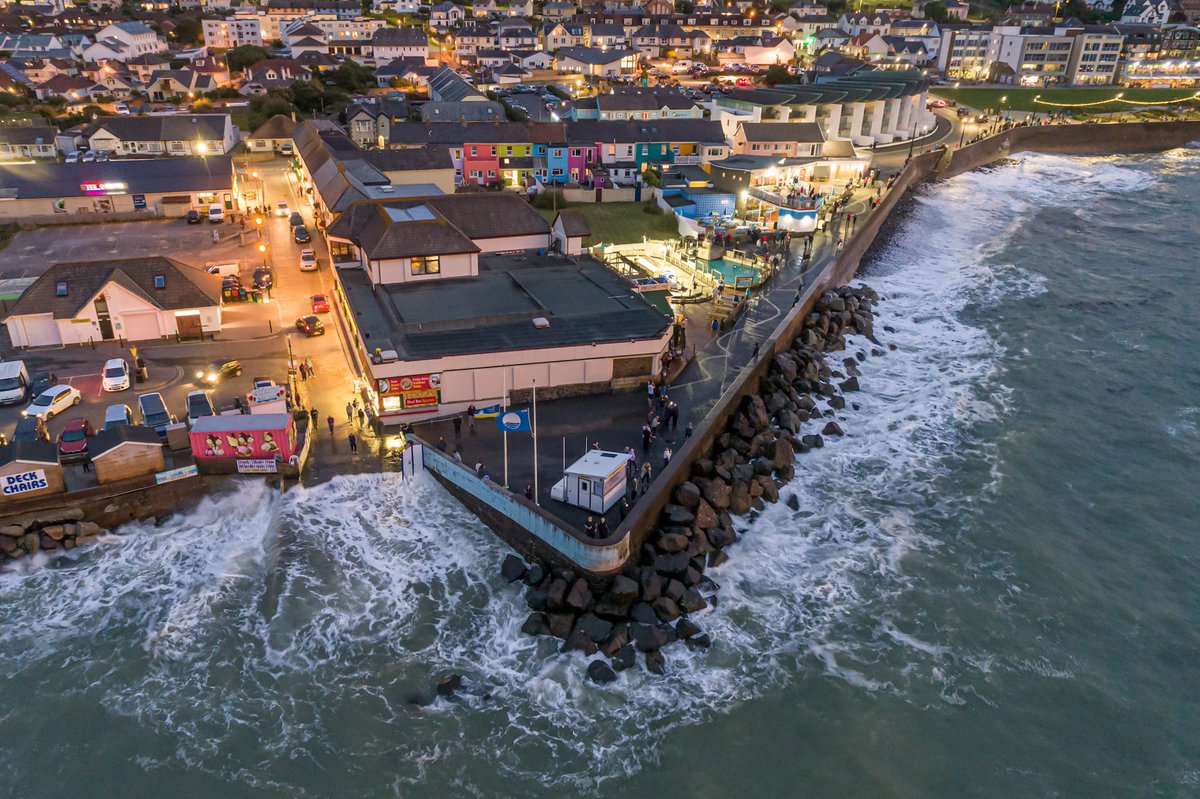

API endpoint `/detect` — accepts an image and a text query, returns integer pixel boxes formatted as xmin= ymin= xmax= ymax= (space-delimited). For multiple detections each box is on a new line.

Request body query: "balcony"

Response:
xmin=673 ymin=155 xmax=702 ymax=165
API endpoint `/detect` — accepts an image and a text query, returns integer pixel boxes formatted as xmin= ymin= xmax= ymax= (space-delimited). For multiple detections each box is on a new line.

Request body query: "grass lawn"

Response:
xmin=931 ymin=87 xmax=1200 ymax=113
xmin=535 ymin=201 xmax=678 ymax=246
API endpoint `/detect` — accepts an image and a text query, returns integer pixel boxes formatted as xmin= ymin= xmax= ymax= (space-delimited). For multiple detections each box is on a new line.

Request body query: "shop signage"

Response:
xmin=2 ymin=470 xmax=48 ymax=496
xmin=247 ymin=385 xmax=287 ymax=405
xmin=155 ymin=464 xmax=198 ymax=485
xmin=377 ymin=374 xmax=441 ymax=410
xmin=132 ymin=194 xmax=146 ymax=210
xmin=80 ymin=181 xmax=128 ymax=195
xmin=236 ymin=458 xmax=278 ymax=474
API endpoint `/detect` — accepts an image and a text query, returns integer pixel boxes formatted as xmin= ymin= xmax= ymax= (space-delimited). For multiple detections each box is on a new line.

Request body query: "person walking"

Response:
xmin=662 ymin=446 xmax=672 ymax=468
xmin=646 ymin=379 xmax=655 ymax=409
xmin=326 ymin=415 xmax=335 ymax=435
xmin=299 ymin=362 xmax=308 ymax=382
xmin=524 ymin=484 xmax=533 ymax=501
xmin=642 ymin=424 xmax=652 ymax=452
xmin=348 ymin=432 xmax=358 ymax=454
xmin=619 ymin=497 xmax=630 ymax=521
xmin=358 ymin=407 xmax=366 ymax=428
xmin=650 ymin=414 xmax=660 ymax=439
xmin=584 ymin=516 xmax=597 ymax=537
xmin=437 ymin=436 xmax=447 ymax=451
xmin=453 ymin=415 xmax=462 ymax=436
xmin=752 ymin=341 xmax=761 ymax=359
xmin=309 ymin=407 xmax=318 ymax=431
xmin=597 ymin=516 xmax=608 ymax=537
xmin=345 ymin=402 xmax=354 ymax=425
xmin=304 ymin=357 xmax=315 ymax=378
xmin=640 ymin=461 xmax=652 ymax=491
xmin=684 ymin=421 xmax=694 ymax=439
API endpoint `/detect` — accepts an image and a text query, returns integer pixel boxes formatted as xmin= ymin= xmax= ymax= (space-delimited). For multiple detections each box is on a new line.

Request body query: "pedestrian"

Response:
xmin=309 ymin=407 xmax=318 ymax=429
xmin=584 ymin=516 xmax=597 ymax=537
xmin=299 ymin=362 xmax=308 ymax=382
xmin=650 ymin=414 xmax=660 ymax=438
xmin=305 ymin=357 xmax=315 ymax=378
xmin=348 ymin=432 xmax=358 ymax=454
xmin=793 ymin=290 xmax=801 ymax=307
xmin=437 ymin=436 xmax=447 ymax=451
xmin=752 ymin=340 xmax=760 ymax=358
xmin=642 ymin=424 xmax=652 ymax=452
xmin=82 ymin=458 xmax=91 ymax=473
xmin=345 ymin=402 xmax=354 ymax=424
xmin=358 ymin=408 xmax=366 ymax=427
xmin=475 ymin=461 xmax=484 ymax=477
xmin=671 ymin=402 xmax=680 ymax=431
xmin=453 ymin=415 xmax=462 ymax=436
xmin=646 ymin=379 xmax=655 ymax=408
xmin=684 ymin=421 xmax=693 ymax=439
xmin=640 ymin=461 xmax=652 ymax=490
xmin=326 ymin=415 xmax=334 ymax=434
xmin=662 ymin=446 xmax=672 ymax=468
xmin=524 ymin=484 xmax=533 ymax=501
xmin=631 ymin=479 xmax=639 ymax=502
xmin=453 ymin=450 xmax=463 ymax=463
xmin=597 ymin=515 xmax=608 ymax=537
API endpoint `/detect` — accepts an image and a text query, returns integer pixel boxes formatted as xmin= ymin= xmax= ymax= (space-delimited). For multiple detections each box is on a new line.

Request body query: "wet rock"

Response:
xmin=638 ymin=568 xmax=664 ymax=601
xmin=654 ymin=551 xmax=689 ymax=576
xmin=629 ymin=602 xmax=659 ymax=625
xmin=707 ymin=550 xmax=730 ymax=568
xmin=656 ymin=532 xmax=689 ymax=554
xmin=612 ymin=644 xmax=637 ymax=671
xmin=664 ymin=578 xmax=686 ymax=603
xmin=38 ymin=533 xmax=59 ymax=550
xmin=683 ymin=566 xmax=702 ymax=588
xmin=547 ymin=611 xmax=576 ymax=639
xmin=565 ymin=579 xmax=593 ymax=612
xmin=801 ymin=434 xmax=824 ymax=449
xmin=600 ymin=623 xmax=631 ymax=657
xmin=575 ymin=613 xmax=613 ymax=644
xmin=840 ymin=376 xmax=860 ymax=392
xmin=673 ymin=481 xmax=701 ymax=508
xmin=587 ymin=659 xmax=618 ymax=684
xmin=631 ymin=622 xmax=672 ymax=652
xmin=545 ymin=578 xmax=568 ymax=610
xmin=691 ymin=458 xmax=715 ymax=478
xmin=0 ymin=525 xmax=24 ymax=538
xmin=645 ymin=649 xmax=666 ymax=675
xmin=680 ymin=588 xmax=708 ymax=613
xmin=728 ymin=481 xmax=752 ymax=515
xmin=562 ymin=626 xmax=599 ymax=655
xmin=663 ymin=504 xmax=695 ymax=525
xmin=652 ymin=596 xmax=681 ymax=622
xmin=744 ymin=394 xmax=770 ymax=431
xmin=525 ymin=587 xmax=548 ymax=612
xmin=21 ymin=533 xmax=39 ymax=554
xmin=500 ymin=554 xmax=527 ymax=583
xmin=694 ymin=500 xmax=719 ymax=531
xmin=827 ymin=395 xmax=846 ymax=410
xmin=675 ymin=617 xmax=701 ymax=640
xmin=608 ymin=574 xmax=639 ymax=604
xmin=521 ymin=611 xmax=551 ymax=636
xmin=771 ymin=436 xmax=795 ymax=469
xmin=785 ymin=494 xmax=800 ymax=511
xmin=694 ymin=477 xmax=731 ymax=510
xmin=436 ymin=674 xmax=463 ymax=697
xmin=593 ymin=597 xmax=632 ymax=621
xmin=822 ymin=421 xmax=844 ymax=437
xmin=524 ymin=564 xmax=546 ymax=586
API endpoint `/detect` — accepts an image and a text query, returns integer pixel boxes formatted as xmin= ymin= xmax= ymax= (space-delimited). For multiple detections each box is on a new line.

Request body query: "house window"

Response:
xmin=153 ymin=274 xmax=165 ymax=289
xmin=570 ymin=148 xmax=580 ymax=157
xmin=410 ymin=255 xmax=440 ymax=275
xmin=330 ymin=240 xmax=357 ymax=261
xmin=487 ymin=170 xmax=496 ymax=177
xmin=56 ymin=281 xmax=68 ymax=297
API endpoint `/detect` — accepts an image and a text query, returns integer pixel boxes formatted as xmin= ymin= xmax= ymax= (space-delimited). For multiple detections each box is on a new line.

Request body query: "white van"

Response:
xmin=204 ymin=261 xmax=240 ymax=277
xmin=207 ymin=205 xmax=225 ymax=223
xmin=0 ymin=361 xmax=29 ymax=406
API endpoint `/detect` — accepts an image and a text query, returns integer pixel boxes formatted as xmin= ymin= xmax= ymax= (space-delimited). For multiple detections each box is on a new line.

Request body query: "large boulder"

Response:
xmin=656 ymin=532 xmax=689 ymax=554
xmin=520 ymin=612 xmax=550 ymax=636
xmin=743 ymin=394 xmax=770 ymax=431
xmin=545 ymin=578 xmax=568 ymax=610
xmin=612 ymin=644 xmax=637 ymax=671
xmin=773 ymin=353 xmax=798 ymax=382
xmin=663 ymin=504 xmax=695 ymax=525
xmin=575 ymin=612 xmax=614 ymax=644
xmin=436 ymin=674 xmax=463 ymax=697
xmin=600 ymin=623 xmax=631 ymax=657
xmin=729 ymin=481 xmax=753 ymax=515
xmin=587 ymin=659 xmax=618 ymax=685
xmin=638 ymin=568 xmax=664 ymax=601
xmin=680 ymin=588 xmax=708 ymax=613
xmin=629 ymin=602 xmax=659 ymax=625
xmin=673 ymin=481 xmax=701 ymax=508
xmin=500 ymin=554 xmax=527 ymax=583
xmin=694 ymin=477 xmax=731 ymax=510
xmin=692 ymin=458 xmax=715 ymax=478
xmin=675 ymin=617 xmax=701 ymax=640
xmin=840 ymin=376 xmax=860 ymax=392
xmin=608 ymin=574 xmax=639 ymax=604
xmin=652 ymin=596 xmax=681 ymax=622
xmin=694 ymin=500 xmax=719 ymax=531
xmin=564 ymin=579 xmax=594 ymax=612
xmin=771 ymin=436 xmax=795 ymax=469
xmin=664 ymin=578 xmax=686 ymax=603
xmin=654 ymin=551 xmax=690 ymax=576
xmin=645 ymin=649 xmax=667 ymax=675
xmin=562 ymin=626 xmax=599 ymax=655
xmin=800 ymin=434 xmax=824 ymax=450
xmin=546 ymin=612 xmax=575 ymax=640
xmin=631 ymin=622 xmax=672 ymax=652
xmin=822 ymin=421 xmax=844 ymax=437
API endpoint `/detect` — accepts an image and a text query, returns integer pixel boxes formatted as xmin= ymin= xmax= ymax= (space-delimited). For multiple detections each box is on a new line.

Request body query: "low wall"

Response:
xmin=942 ymin=120 xmax=1200 ymax=179
xmin=417 ymin=435 xmax=630 ymax=575
xmin=562 ymin=187 xmax=638 ymax=204
xmin=0 ymin=472 xmax=210 ymax=531
xmin=12 ymin=209 xmax=165 ymax=226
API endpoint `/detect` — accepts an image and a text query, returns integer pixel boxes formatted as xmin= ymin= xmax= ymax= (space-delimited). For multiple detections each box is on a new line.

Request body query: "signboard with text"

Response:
xmin=155 ymin=464 xmax=198 ymax=485
xmin=236 ymin=459 xmax=278 ymax=474
xmin=2 ymin=470 xmax=48 ymax=496
xmin=377 ymin=374 xmax=441 ymax=411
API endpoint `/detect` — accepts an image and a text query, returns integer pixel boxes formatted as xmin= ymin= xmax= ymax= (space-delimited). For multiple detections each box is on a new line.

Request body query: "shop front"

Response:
xmin=373 ymin=373 xmax=442 ymax=419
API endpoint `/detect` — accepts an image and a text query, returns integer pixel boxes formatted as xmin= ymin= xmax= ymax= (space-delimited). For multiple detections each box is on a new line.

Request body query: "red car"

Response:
xmin=310 ymin=293 xmax=330 ymax=313
xmin=57 ymin=417 xmax=95 ymax=461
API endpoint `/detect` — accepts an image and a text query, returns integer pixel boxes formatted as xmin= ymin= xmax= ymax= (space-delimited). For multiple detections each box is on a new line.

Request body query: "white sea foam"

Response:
xmin=0 ymin=153 xmax=1163 ymax=793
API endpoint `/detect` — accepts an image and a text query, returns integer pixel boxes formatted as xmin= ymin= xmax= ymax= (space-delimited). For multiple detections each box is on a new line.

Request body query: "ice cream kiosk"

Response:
xmin=189 ymin=413 xmax=297 ymax=474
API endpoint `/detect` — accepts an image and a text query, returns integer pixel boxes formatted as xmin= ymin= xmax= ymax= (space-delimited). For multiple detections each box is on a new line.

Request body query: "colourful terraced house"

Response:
xmin=565 ymin=119 xmax=728 ymax=185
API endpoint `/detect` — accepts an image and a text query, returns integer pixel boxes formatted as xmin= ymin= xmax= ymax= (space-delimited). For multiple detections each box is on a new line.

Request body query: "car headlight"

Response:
xmin=207 ymin=373 xmax=217 ymax=382
xmin=20 ymin=410 xmax=28 ymax=417
xmin=195 ymin=370 xmax=204 ymax=379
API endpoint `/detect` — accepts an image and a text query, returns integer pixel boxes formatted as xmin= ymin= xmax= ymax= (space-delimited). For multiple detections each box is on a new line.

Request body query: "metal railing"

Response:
xmin=746 ymin=186 xmax=822 ymax=211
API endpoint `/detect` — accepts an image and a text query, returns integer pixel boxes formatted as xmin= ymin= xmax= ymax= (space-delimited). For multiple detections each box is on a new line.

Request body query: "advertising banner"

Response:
xmin=378 ymin=374 xmax=441 ymax=411
xmin=2 ymin=470 xmax=48 ymax=496
xmin=236 ymin=459 xmax=278 ymax=474
xmin=155 ymin=464 xmax=198 ymax=485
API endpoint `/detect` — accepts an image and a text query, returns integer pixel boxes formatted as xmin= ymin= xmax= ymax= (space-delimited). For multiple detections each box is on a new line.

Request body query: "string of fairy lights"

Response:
xmin=1030 ymin=91 xmax=1200 ymax=108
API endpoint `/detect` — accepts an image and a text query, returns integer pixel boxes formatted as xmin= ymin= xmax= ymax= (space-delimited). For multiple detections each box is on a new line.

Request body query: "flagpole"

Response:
xmin=502 ymin=369 xmax=509 ymax=489
xmin=532 ymin=379 xmax=539 ymax=506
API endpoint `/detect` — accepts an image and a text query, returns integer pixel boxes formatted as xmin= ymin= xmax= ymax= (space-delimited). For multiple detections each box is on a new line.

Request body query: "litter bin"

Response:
xmin=135 ymin=358 xmax=148 ymax=384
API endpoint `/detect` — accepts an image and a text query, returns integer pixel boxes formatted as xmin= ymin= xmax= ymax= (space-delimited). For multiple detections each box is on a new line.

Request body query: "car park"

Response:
xmin=103 ymin=404 xmax=134 ymax=431
xmin=292 ymin=225 xmax=311 ymax=244
xmin=296 ymin=315 xmax=325 ymax=336
xmin=23 ymin=384 xmax=80 ymax=419
xmin=310 ymin=293 xmax=330 ymax=313
xmin=12 ymin=417 xmax=50 ymax=443
xmin=101 ymin=358 xmax=131 ymax=392
xmin=0 ymin=361 xmax=30 ymax=405
xmin=195 ymin=358 xmax=242 ymax=386
xmin=253 ymin=267 xmax=273 ymax=290
xmin=300 ymin=249 xmax=317 ymax=271
xmin=186 ymin=209 xmax=202 ymax=224
xmin=185 ymin=390 xmax=215 ymax=428
xmin=57 ymin=418 xmax=95 ymax=461
xmin=30 ymin=371 xmax=56 ymax=398
xmin=137 ymin=392 xmax=176 ymax=440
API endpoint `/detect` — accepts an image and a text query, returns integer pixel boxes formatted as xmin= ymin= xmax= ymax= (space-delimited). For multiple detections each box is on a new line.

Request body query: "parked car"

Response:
xmin=186 ymin=209 xmax=202 ymax=224
xmin=275 ymin=201 xmax=290 ymax=217
xmin=23 ymin=384 xmax=80 ymax=420
xmin=64 ymin=152 xmax=80 ymax=163
xmin=114 ymin=103 xmax=129 ymax=115
xmin=208 ymin=205 xmax=225 ymax=223
xmin=300 ymin=249 xmax=317 ymax=271
xmin=81 ymin=150 xmax=96 ymax=162
xmin=288 ymin=212 xmax=303 ymax=228
xmin=101 ymin=358 xmax=131 ymax=392
xmin=292 ymin=224 xmax=311 ymax=244
xmin=137 ymin=392 xmax=177 ymax=440
xmin=195 ymin=358 xmax=242 ymax=386
xmin=30 ymin=371 xmax=56 ymax=397
xmin=0 ymin=360 xmax=30 ymax=405
xmin=928 ymin=98 xmax=948 ymax=108
xmin=12 ymin=417 xmax=50 ymax=443
xmin=103 ymin=404 xmax=134 ymax=431
xmin=253 ymin=267 xmax=273 ymax=290
xmin=57 ymin=417 xmax=95 ymax=461
xmin=310 ymin=293 xmax=330 ymax=313
xmin=296 ymin=315 xmax=325 ymax=337
xmin=185 ymin=389 xmax=215 ymax=428
xmin=280 ymin=143 xmax=294 ymax=156
xmin=96 ymin=150 xmax=110 ymax=162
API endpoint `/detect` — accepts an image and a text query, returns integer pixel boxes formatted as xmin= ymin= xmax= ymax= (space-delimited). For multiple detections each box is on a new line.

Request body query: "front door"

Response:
xmin=94 ymin=295 xmax=114 ymax=340
xmin=176 ymin=314 xmax=202 ymax=340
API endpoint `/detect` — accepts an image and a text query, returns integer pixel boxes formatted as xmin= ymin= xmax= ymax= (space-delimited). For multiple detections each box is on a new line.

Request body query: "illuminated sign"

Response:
xmin=80 ymin=181 xmax=128 ymax=195
xmin=377 ymin=373 xmax=441 ymax=411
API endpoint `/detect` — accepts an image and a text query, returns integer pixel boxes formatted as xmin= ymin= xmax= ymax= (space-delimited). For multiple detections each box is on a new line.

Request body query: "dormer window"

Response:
xmin=153 ymin=274 xmax=165 ymax=289
xmin=56 ymin=281 xmax=68 ymax=296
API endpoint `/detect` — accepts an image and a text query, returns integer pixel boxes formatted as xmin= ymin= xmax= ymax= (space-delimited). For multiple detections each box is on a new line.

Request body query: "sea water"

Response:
xmin=1 ymin=150 xmax=1198 ymax=798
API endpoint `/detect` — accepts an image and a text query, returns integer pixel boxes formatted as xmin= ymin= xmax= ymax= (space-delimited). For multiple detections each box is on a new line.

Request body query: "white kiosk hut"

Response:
xmin=550 ymin=450 xmax=629 ymax=513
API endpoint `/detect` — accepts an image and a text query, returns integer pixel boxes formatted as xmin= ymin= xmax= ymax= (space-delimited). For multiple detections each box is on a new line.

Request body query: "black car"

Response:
xmin=288 ymin=212 xmax=303 ymax=228
xmin=195 ymin=358 xmax=242 ymax=386
xmin=186 ymin=209 xmax=202 ymax=224
xmin=292 ymin=225 xmax=311 ymax=244
xmin=295 ymin=315 xmax=325 ymax=337
xmin=30 ymin=371 xmax=57 ymax=398
xmin=253 ymin=267 xmax=273 ymax=290
xmin=12 ymin=416 xmax=50 ymax=443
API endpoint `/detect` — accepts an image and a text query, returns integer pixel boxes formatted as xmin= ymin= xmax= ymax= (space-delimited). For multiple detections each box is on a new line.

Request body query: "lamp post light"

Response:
xmin=258 ymin=242 xmax=268 ymax=268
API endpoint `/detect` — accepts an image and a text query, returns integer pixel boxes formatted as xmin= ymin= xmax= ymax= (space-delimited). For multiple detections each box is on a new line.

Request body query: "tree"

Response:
xmin=248 ymin=91 xmax=295 ymax=130
xmin=763 ymin=64 xmax=790 ymax=86
xmin=227 ymin=45 xmax=270 ymax=72
xmin=922 ymin=1 xmax=949 ymax=23
xmin=290 ymin=79 xmax=326 ymax=114
xmin=172 ymin=15 xmax=202 ymax=46
xmin=328 ymin=60 xmax=376 ymax=94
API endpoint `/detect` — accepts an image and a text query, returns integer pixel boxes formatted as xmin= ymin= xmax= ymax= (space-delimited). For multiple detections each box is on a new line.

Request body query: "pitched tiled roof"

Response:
xmin=7 ymin=256 xmax=221 ymax=320
xmin=737 ymin=121 xmax=825 ymax=143
xmin=554 ymin=209 xmax=590 ymax=237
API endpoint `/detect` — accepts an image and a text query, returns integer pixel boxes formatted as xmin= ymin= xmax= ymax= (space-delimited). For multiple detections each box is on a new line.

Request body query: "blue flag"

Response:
xmin=473 ymin=404 xmax=501 ymax=419
xmin=496 ymin=409 xmax=531 ymax=433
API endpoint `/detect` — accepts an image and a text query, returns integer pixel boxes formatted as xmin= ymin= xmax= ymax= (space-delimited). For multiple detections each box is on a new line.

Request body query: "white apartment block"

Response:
xmin=202 ymin=14 xmax=265 ymax=49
